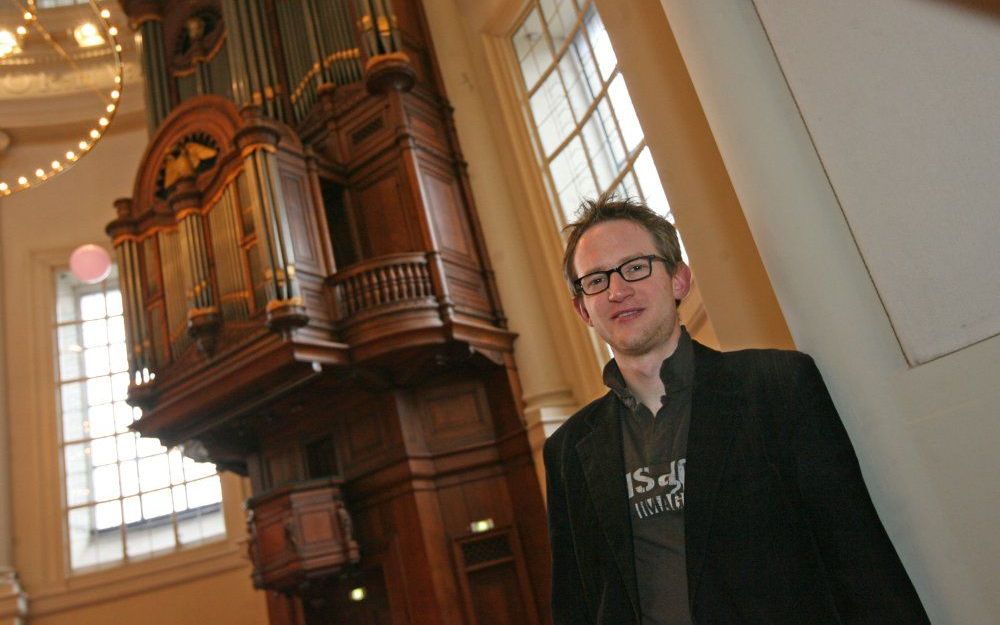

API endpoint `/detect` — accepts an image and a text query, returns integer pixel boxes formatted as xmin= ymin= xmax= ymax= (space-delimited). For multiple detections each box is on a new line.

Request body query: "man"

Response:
xmin=543 ymin=194 xmax=929 ymax=624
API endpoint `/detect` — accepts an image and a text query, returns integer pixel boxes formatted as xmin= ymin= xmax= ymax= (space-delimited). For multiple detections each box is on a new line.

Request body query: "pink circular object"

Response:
xmin=69 ymin=244 xmax=112 ymax=284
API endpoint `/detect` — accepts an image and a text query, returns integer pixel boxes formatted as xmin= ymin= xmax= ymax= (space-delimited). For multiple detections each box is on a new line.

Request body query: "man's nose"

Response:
xmin=607 ymin=271 xmax=633 ymax=301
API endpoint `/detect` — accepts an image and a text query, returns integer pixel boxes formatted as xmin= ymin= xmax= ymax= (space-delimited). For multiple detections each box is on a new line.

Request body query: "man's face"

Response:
xmin=572 ymin=220 xmax=690 ymax=358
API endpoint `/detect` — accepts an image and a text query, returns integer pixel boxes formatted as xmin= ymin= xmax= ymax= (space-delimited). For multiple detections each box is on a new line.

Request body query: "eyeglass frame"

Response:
xmin=572 ymin=254 xmax=670 ymax=296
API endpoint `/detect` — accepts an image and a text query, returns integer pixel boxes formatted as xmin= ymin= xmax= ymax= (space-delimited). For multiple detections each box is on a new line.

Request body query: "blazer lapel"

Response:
xmin=685 ymin=343 xmax=740 ymax=605
xmin=575 ymin=397 xmax=640 ymax=620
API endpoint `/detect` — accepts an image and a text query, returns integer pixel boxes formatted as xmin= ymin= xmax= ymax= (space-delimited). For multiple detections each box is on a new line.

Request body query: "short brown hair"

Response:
xmin=562 ymin=192 xmax=683 ymax=294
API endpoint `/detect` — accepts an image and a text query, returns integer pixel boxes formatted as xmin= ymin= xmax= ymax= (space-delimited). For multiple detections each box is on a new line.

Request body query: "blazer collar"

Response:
xmin=684 ymin=342 xmax=741 ymax=604
xmin=576 ymin=394 xmax=640 ymax=619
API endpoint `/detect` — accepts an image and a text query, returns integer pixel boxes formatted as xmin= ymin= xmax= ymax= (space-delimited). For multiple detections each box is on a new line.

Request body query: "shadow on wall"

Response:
xmin=925 ymin=0 xmax=1000 ymax=20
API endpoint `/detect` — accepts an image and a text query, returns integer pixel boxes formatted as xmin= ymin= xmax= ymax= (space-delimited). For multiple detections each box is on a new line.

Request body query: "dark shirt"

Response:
xmin=603 ymin=327 xmax=694 ymax=625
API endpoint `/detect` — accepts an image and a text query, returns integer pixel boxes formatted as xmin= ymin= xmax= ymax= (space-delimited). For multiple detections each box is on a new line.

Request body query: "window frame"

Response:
xmin=511 ymin=0 xmax=674 ymax=229
xmin=52 ymin=264 xmax=226 ymax=574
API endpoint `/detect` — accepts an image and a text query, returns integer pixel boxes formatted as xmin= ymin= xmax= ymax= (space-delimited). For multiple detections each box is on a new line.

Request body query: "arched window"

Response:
xmin=512 ymin=0 xmax=671 ymax=224
xmin=54 ymin=267 xmax=224 ymax=570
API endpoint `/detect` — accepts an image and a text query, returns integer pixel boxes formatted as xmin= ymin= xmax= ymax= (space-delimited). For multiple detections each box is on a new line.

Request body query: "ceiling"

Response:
xmin=0 ymin=1 xmax=143 ymax=155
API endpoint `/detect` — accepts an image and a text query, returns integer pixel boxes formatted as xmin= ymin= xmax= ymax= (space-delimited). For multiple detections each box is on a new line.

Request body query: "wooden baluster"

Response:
xmin=361 ymin=270 xmax=373 ymax=310
xmin=380 ymin=266 xmax=392 ymax=304
xmin=403 ymin=263 xmax=416 ymax=298
xmin=388 ymin=265 xmax=401 ymax=301
xmin=417 ymin=262 xmax=429 ymax=297
xmin=351 ymin=276 xmax=362 ymax=314
xmin=373 ymin=267 xmax=382 ymax=306
xmin=345 ymin=278 xmax=357 ymax=316
xmin=376 ymin=266 xmax=387 ymax=305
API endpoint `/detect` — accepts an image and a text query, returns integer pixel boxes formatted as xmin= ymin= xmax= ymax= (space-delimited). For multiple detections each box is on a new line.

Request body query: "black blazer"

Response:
xmin=543 ymin=342 xmax=929 ymax=624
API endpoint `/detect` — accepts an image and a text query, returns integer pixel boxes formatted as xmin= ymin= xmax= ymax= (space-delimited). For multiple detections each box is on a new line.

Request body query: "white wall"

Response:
xmin=661 ymin=1 xmax=1000 ymax=622
xmin=754 ymin=0 xmax=1000 ymax=365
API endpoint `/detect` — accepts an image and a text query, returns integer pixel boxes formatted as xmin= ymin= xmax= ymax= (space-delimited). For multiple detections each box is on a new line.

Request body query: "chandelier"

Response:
xmin=0 ymin=0 xmax=123 ymax=196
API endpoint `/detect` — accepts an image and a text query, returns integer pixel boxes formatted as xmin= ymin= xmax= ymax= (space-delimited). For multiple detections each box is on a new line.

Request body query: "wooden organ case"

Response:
xmin=108 ymin=1 xmax=550 ymax=624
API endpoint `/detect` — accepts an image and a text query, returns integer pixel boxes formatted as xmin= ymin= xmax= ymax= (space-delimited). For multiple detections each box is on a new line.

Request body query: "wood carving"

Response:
xmin=163 ymin=139 xmax=217 ymax=189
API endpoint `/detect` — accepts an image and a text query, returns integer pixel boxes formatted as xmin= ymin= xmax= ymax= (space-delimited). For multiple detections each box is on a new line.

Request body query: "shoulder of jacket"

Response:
xmin=717 ymin=346 xmax=815 ymax=375
xmin=705 ymin=348 xmax=820 ymax=404
xmin=544 ymin=392 xmax=615 ymax=453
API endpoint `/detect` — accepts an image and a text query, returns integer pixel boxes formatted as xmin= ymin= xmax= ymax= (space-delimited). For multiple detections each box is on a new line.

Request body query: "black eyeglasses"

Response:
xmin=573 ymin=255 xmax=669 ymax=296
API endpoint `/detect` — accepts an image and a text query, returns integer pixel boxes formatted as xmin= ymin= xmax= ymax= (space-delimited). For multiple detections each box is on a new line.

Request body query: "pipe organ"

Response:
xmin=108 ymin=2 xmax=550 ymax=623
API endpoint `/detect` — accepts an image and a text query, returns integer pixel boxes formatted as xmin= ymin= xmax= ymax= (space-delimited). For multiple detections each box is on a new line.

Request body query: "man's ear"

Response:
xmin=572 ymin=295 xmax=593 ymax=327
xmin=671 ymin=263 xmax=692 ymax=301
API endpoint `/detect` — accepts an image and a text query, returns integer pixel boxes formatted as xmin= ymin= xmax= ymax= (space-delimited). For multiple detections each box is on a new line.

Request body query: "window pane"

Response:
xmin=584 ymin=7 xmax=616 ymax=81
xmin=530 ymin=71 xmax=575 ymax=156
xmin=111 ymin=371 xmax=130 ymax=401
xmin=617 ymin=170 xmax=641 ymax=203
xmin=84 ymin=347 xmax=110 ymax=377
xmin=169 ymin=450 xmax=186 ymax=485
xmin=91 ymin=435 xmax=118 ymax=466
xmin=581 ymin=100 xmax=626 ymax=191
xmin=117 ymin=433 xmax=137 ymax=461
xmin=559 ymin=39 xmax=594 ymax=120
xmin=142 ymin=488 xmax=174 ymax=520
xmin=114 ymin=401 xmax=135 ymax=432
xmin=633 ymin=146 xmax=671 ymax=218
xmin=58 ymin=351 xmax=83 ymax=383
xmin=57 ymin=325 xmax=84 ymax=381
xmin=183 ymin=455 xmax=217 ymax=481
xmin=61 ymin=383 xmax=87 ymax=441
xmin=95 ymin=500 xmax=122 ymax=531
xmin=65 ymin=443 xmax=91 ymax=506
xmin=92 ymin=464 xmax=121 ymax=502
xmin=123 ymin=495 xmax=142 ymax=524
xmin=120 ymin=460 xmax=140 ymax=497
xmin=107 ymin=315 xmax=126 ymax=344
xmin=82 ymin=319 xmax=108 ymax=348
xmin=109 ymin=343 xmax=128 ymax=373
xmin=137 ymin=436 xmax=166 ymax=458
xmin=178 ymin=505 xmax=225 ymax=546
xmin=550 ymin=137 xmax=597 ymax=221
xmin=79 ymin=293 xmax=106 ymax=320
xmin=56 ymin=289 xmax=79 ymax=323
xmin=126 ymin=520 xmax=175 ymax=559
xmin=186 ymin=476 xmax=223 ymax=508
xmin=68 ymin=507 xmax=98 ymax=569
xmin=138 ymin=455 xmax=171 ymax=492
xmin=608 ymin=74 xmax=642 ymax=152
xmin=106 ymin=291 xmax=123 ymax=316
xmin=86 ymin=376 xmax=112 ymax=406
xmin=540 ymin=0 xmax=578 ymax=50
xmin=513 ymin=9 xmax=550 ymax=90
xmin=88 ymin=404 xmax=115 ymax=438
xmin=172 ymin=484 xmax=188 ymax=511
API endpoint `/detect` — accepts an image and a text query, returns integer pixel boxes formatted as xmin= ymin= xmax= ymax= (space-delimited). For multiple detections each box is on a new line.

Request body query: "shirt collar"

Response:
xmin=602 ymin=326 xmax=694 ymax=409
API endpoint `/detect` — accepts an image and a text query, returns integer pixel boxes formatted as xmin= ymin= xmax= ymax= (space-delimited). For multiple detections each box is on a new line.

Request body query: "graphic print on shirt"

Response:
xmin=625 ymin=458 xmax=685 ymax=520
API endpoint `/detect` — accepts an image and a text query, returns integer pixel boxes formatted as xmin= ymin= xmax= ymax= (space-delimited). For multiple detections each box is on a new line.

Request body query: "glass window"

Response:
xmin=36 ymin=0 xmax=89 ymax=7
xmin=512 ymin=1 xmax=674 ymax=225
xmin=54 ymin=267 xmax=225 ymax=571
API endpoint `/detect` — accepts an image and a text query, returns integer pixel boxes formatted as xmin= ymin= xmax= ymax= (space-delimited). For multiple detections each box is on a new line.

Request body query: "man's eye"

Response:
xmin=585 ymin=275 xmax=607 ymax=288
xmin=624 ymin=262 xmax=645 ymax=275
